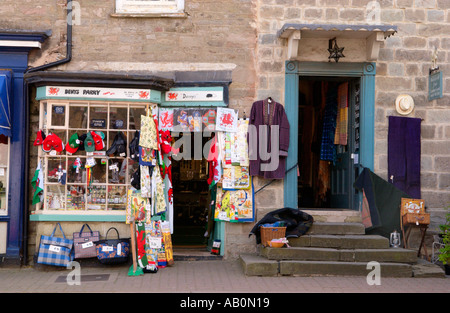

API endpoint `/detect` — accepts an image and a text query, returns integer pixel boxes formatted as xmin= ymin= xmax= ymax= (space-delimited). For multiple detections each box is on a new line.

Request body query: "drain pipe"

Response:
xmin=22 ymin=0 xmax=73 ymax=266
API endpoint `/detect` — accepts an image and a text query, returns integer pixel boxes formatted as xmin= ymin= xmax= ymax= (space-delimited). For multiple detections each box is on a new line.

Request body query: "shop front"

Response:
xmin=26 ymin=70 xmax=259 ymax=268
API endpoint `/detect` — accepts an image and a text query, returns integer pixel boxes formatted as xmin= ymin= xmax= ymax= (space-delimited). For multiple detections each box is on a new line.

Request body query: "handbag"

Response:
xmin=37 ymin=223 xmax=74 ymax=267
xmin=96 ymin=227 xmax=130 ymax=264
xmin=73 ymin=224 xmax=100 ymax=259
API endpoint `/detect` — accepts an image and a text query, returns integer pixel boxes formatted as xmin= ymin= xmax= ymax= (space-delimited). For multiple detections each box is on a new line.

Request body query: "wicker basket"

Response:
xmin=260 ymin=227 xmax=286 ymax=247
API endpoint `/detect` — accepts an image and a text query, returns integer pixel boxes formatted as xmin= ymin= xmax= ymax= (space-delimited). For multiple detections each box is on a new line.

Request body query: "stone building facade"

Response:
xmin=0 ymin=0 xmax=448 ymax=263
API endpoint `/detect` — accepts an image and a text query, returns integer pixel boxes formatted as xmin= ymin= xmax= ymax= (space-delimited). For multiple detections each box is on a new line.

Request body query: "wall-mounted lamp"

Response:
xmin=328 ymin=37 xmax=345 ymax=63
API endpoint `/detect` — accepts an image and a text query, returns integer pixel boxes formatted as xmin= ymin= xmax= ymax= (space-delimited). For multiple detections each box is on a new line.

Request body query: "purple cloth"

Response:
xmin=388 ymin=116 xmax=421 ymax=199
xmin=248 ymin=98 xmax=290 ymax=179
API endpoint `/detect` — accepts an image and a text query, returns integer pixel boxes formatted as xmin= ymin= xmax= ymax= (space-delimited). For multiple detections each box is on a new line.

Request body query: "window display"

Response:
xmin=35 ymin=101 xmax=150 ymax=214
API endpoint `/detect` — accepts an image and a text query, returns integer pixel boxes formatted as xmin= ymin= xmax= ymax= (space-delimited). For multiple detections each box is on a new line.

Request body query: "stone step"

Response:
xmin=303 ymin=209 xmax=362 ymax=223
xmin=260 ymin=246 xmax=417 ymax=264
xmin=289 ymin=234 xmax=390 ymax=249
xmin=239 ymin=254 xmax=279 ymax=277
xmin=308 ymin=222 xmax=365 ymax=235
xmin=279 ymin=260 xmax=413 ymax=277
xmin=239 ymin=254 xmax=413 ymax=277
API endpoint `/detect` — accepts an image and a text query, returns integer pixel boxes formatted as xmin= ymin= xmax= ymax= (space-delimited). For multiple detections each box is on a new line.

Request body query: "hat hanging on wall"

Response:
xmin=395 ymin=94 xmax=414 ymax=115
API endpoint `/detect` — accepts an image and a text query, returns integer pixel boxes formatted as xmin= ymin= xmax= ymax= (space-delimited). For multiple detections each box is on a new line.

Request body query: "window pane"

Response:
xmin=110 ymin=107 xmax=128 ymax=129
xmin=51 ymin=104 xmax=66 ymax=127
xmin=89 ymin=106 xmax=108 ymax=129
xmin=46 ymin=185 xmax=66 ymax=210
xmin=47 ymin=158 xmax=66 ymax=183
xmin=86 ymin=185 xmax=106 ymax=210
xmin=107 ymin=185 xmax=127 ymax=211
xmin=69 ymin=106 xmax=88 ymax=129
xmin=129 ymin=107 xmax=146 ymax=130
xmin=67 ymin=157 xmax=86 ymax=184
xmin=67 ymin=185 xmax=86 ymax=210
xmin=108 ymin=158 xmax=127 ymax=184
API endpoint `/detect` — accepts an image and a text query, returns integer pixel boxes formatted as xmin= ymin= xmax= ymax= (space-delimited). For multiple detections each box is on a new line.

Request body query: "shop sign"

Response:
xmin=428 ymin=71 xmax=443 ymax=101
xmin=44 ymin=86 xmax=152 ymax=100
xmin=165 ymin=89 xmax=223 ymax=102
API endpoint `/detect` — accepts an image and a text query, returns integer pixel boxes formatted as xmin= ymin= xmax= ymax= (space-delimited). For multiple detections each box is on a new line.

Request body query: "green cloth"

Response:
xmin=354 ymin=168 xmax=411 ymax=238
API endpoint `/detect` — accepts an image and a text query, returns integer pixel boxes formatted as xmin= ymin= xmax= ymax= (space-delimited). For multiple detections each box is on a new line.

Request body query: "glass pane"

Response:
xmin=129 ymin=107 xmax=146 ymax=130
xmin=88 ymin=157 xmax=107 ymax=184
xmin=108 ymin=158 xmax=127 ymax=184
xmin=89 ymin=106 xmax=108 ymax=129
xmin=110 ymin=107 xmax=128 ymax=129
xmin=67 ymin=157 xmax=86 ymax=184
xmin=107 ymin=131 xmax=128 ymax=158
xmin=51 ymin=104 xmax=66 ymax=127
xmin=107 ymin=185 xmax=127 ymax=211
xmin=66 ymin=130 xmax=85 ymax=156
xmin=67 ymin=185 xmax=86 ymax=210
xmin=0 ymin=167 xmax=7 ymax=213
xmin=46 ymin=185 xmax=66 ymax=210
xmin=69 ymin=106 xmax=88 ymax=129
xmin=47 ymin=158 xmax=66 ymax=183
xmin=0 ymin=141 xmax=8 ymax=166
xmin=86 ymin=185 xmax=106 ymax=210
xmin=128 ymin=159 xmax=139 ymax=184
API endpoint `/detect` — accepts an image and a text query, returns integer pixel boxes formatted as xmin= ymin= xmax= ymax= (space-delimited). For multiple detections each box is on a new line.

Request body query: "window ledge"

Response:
xmin=30 ymin=213 xmax=126 ymax=222
xmin=110 ymin=12 xmax=188 ymax=18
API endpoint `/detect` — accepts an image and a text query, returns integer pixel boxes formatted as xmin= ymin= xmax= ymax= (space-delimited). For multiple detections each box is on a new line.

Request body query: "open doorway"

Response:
xmin=298 ymin=77 xmax=360 ymax=209
xmin=170 ymin=133 xmax=216 ymax=254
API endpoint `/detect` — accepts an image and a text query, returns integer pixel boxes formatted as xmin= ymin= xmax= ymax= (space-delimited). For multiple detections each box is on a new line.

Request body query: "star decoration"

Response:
xmin=328 ymin=38 xmax=345 ymax=63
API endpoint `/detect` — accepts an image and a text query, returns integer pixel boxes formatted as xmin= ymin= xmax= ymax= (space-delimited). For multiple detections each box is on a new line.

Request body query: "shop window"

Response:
xmin=0 ymin=138 xmax=9 ymax=216
xmin=36 ymin=101 xmax=149 ymax=215
xmin=115 ymin=0 xmax=185 ymax=15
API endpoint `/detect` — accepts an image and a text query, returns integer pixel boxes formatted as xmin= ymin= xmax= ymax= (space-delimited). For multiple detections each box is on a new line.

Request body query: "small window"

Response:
xmin=115 ymin=0 xmax=185 ymax=15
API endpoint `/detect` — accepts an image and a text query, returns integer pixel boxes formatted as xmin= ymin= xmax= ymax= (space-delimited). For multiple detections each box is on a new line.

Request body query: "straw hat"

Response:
xmin=395 ymin=94 xmax=414 ymax=115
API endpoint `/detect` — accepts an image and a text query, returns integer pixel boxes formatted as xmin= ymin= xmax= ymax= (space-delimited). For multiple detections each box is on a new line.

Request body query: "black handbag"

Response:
xmin=96 ymin=227 xmax=130 ymax=265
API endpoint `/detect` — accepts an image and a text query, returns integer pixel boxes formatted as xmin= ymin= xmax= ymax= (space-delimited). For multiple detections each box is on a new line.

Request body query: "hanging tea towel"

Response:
xmin=140 ymin=115 xmax=158 ymax=150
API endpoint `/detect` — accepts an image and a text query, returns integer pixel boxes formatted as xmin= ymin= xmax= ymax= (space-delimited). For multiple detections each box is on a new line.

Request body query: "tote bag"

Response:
xmin=73 ymin=224 xmax=100 ymax=259
xmin=37 ymin=223 xmax=74 ymax=267
xmin=96 ymin=227 xmax=130 ymax=265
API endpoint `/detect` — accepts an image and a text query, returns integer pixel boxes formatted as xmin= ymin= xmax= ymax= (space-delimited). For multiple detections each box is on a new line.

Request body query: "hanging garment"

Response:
xmin=388 ymin=116 xmax=421 ymax=199
xmin=140 ymin=165 xmax=152 ymax=198
xmin=140 ymin=114 xmax=158 ymax=150
xmin=248 ymin=98 xmax=290 ymax=179
xmin=334 ymin=82 xmax=348 ymax=146
xmin=320 ymin=85 xmax=338 ymax=162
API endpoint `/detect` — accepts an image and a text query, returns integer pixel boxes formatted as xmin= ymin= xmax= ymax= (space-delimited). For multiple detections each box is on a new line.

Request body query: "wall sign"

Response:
xmin=428 ymin=71 xmax=443 ymax=101
xmin=165 ymin=88 xmax=223 ymax=102
xmin=43 ymin=86 xmax=152 ymax=101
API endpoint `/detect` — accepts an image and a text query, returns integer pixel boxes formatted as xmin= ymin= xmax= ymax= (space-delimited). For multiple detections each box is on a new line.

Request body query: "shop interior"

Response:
xmin=170 ymin=133 xmax=216 ymax=251
xmin=297 ymin=77 xmax=358 ymax=209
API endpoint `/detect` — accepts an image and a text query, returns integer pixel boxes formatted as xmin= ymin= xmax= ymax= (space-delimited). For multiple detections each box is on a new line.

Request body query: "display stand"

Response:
xmin=400 ymin=198 xmax=430 ymax=261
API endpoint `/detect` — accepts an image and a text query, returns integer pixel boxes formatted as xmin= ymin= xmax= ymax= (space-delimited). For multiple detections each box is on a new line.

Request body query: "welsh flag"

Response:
xmin=31 ymin=160 xmax=44 ymax=205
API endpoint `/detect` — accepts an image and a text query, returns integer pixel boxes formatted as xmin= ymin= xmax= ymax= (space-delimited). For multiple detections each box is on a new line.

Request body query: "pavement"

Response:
xmin=0 ymin=259 xmax=449 ymax=294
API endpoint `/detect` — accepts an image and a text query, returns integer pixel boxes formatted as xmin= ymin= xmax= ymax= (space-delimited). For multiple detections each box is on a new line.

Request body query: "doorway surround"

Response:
xmin=284 ymin=61 xmax=376 ymax=209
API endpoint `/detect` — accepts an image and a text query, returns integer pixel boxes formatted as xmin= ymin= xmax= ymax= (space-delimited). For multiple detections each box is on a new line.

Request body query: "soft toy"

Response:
xmin=159 ymin=130 xmax=172 ymax=156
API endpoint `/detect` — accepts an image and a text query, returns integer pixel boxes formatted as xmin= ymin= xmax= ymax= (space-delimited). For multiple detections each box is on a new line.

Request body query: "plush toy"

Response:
xmin=159 ymin=130 xmax=172 ymax=156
